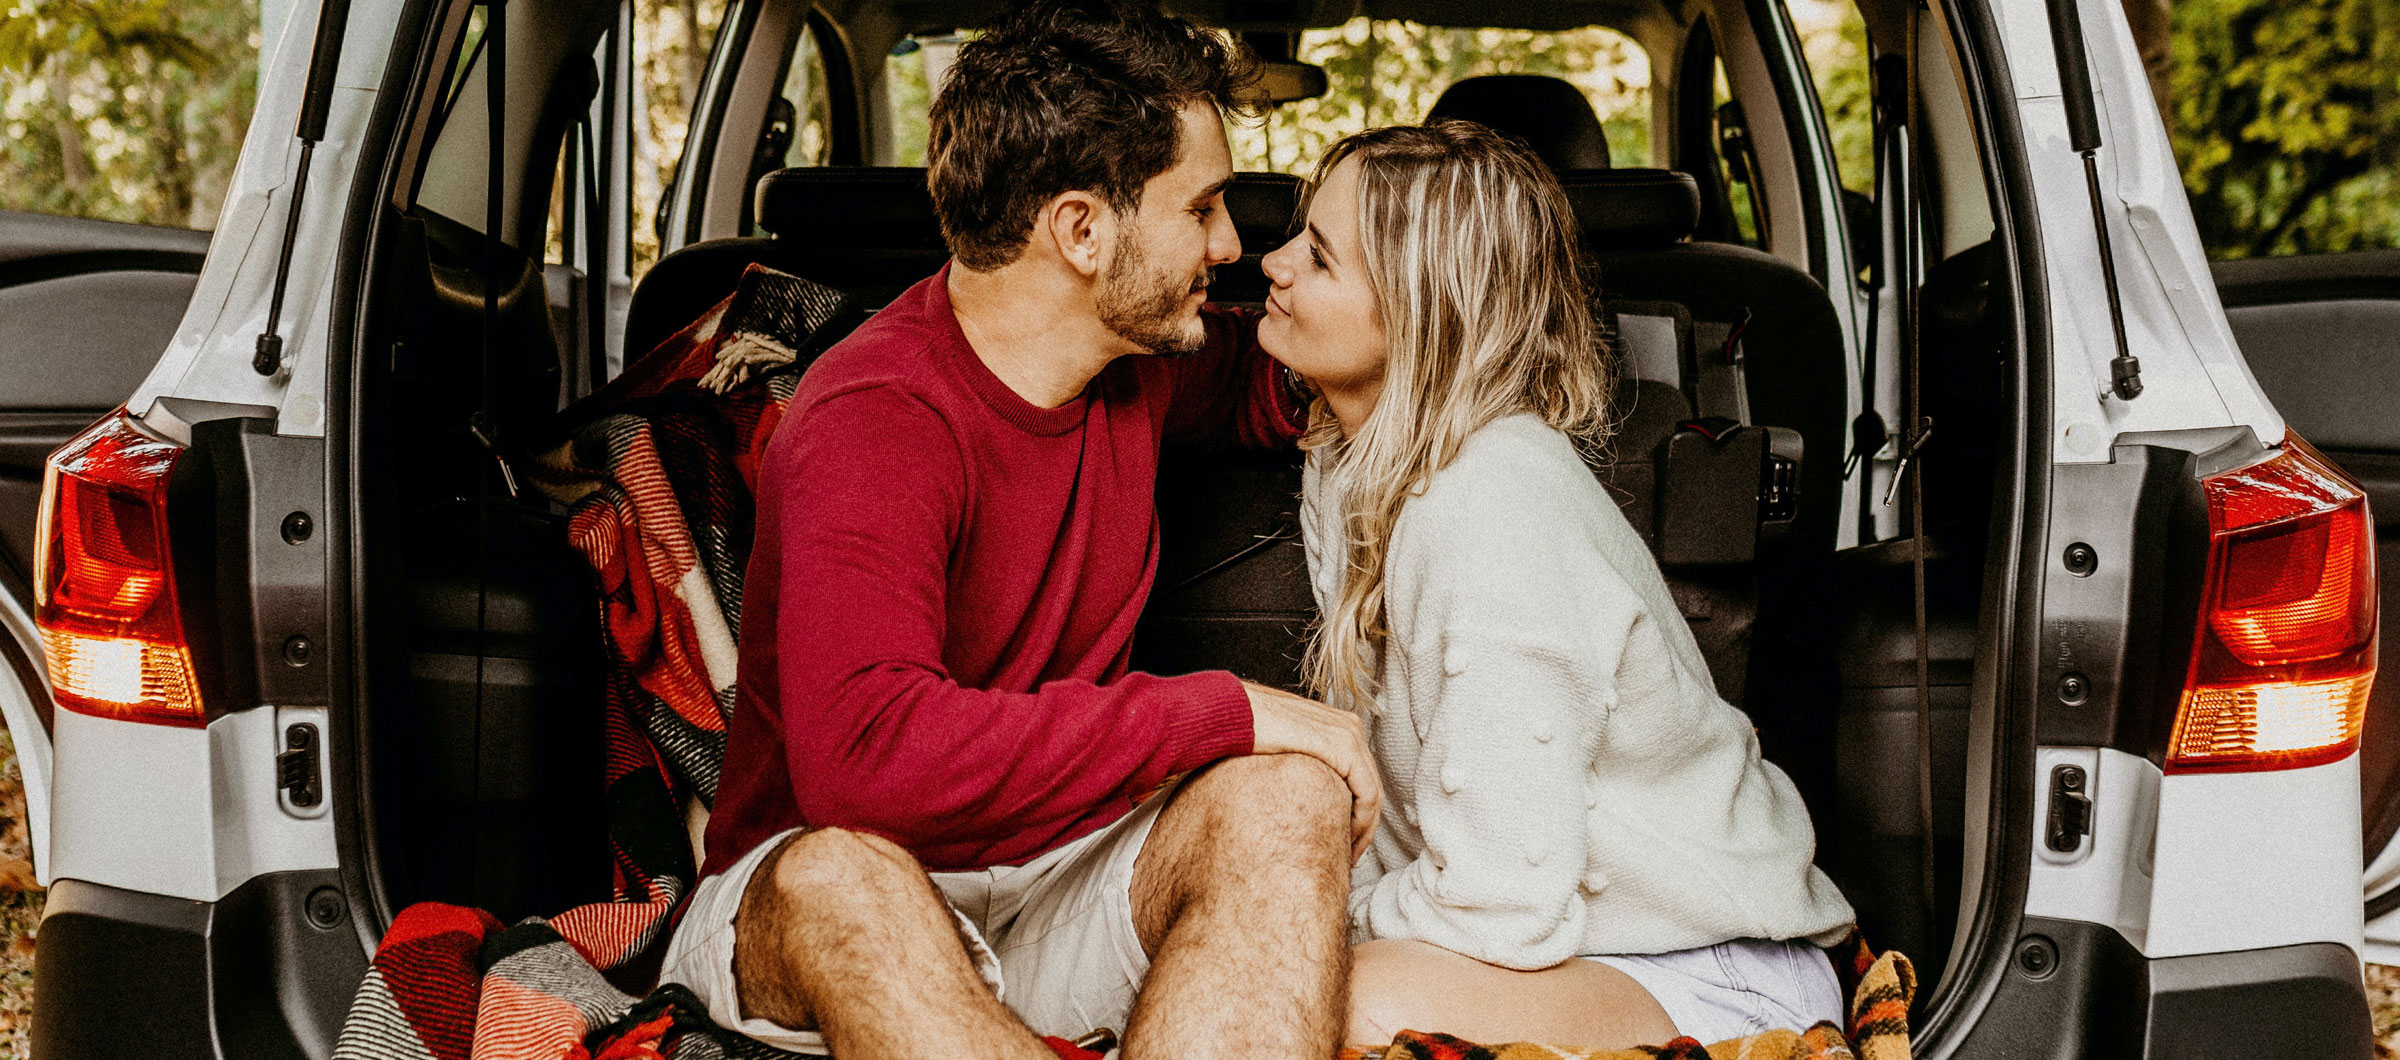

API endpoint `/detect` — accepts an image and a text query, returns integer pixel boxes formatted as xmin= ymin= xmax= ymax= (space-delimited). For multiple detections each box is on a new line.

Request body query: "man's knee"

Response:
xmin=756 ymin=827 xmax=919 ymax=908
xmin=1189 ymin=753 xmax=1349 ymax=826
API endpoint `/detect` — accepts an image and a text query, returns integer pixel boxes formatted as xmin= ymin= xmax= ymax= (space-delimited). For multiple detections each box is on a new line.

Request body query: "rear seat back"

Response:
xmin=626 ymin=168 xmax=1304 ymax=361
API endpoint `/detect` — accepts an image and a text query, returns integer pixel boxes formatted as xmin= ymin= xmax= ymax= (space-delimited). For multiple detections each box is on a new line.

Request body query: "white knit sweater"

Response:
xmin=1302 ymin=413 xmax=1855 ymax=970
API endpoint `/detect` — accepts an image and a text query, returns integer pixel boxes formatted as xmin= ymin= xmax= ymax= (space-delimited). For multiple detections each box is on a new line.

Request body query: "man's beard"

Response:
xmin=1097 ymin=230 xmax=1211 ymax=355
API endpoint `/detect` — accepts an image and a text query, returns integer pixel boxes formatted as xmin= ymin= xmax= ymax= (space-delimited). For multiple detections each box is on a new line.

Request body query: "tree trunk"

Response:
xmin=47 ymin=64 xmax=93 ymax=196
xmin=681 ymin=0 xmax=704 ymax=98
xmin=2119 ymin=0 xmax=2173 ymax=132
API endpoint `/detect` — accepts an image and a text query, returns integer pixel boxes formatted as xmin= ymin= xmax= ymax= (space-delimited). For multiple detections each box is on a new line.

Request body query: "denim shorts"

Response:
xmin=1585 ymin=937 xmax=1845 ymax=1044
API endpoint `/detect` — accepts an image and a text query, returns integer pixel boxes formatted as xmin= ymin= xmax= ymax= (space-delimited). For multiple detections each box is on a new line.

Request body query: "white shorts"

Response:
xmin=1586 ymin=937 xmax=1845 ymax=1045
xmin=657 ymin=791 xmax=1174 ymax=1053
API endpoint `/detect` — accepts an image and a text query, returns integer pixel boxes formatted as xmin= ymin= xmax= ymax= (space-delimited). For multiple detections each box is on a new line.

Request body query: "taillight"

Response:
xmin=2169 ymin=436 xmax=2377 ymax=773
xmin=34 ymin=411 xmax=205 ymax=726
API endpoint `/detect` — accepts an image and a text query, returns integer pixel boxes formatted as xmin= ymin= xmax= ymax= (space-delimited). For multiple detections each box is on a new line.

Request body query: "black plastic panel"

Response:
xmin=34 ymin=872 xmax=368 ymax=1060
xmin=1946 ymin=917 xmax=2369 ymax=1059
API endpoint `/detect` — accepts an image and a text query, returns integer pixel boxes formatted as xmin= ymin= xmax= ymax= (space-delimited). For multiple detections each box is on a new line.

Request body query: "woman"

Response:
xmin=1253 ymin=121 xmax=1856 ymax=1048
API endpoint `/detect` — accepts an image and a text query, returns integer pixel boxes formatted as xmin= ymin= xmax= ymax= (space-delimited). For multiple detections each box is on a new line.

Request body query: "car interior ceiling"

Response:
xmin=359 ymin=0 xmax=2010 ymax=987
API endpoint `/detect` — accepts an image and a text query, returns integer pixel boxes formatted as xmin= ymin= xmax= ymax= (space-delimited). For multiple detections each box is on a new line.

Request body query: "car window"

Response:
xmin=0 ymin=0 xmax=260 ymax=229
xmin=1711 ymin=57 xmax=1767 ymax=247
xmin=1787 ymin=0 xmax=1874 ymax=199
xmin=873 ymin=21 xmax=1653 ymax=175
xmin=882 ymin=32 xmax=965 ymax=166
xmin=1229 ymin=19 xmax=1653 ymax=174
xmin=2167 ymin=0 xmax=2400 ymax=259
xmin=777 ymin=20 xmax=835 ymax=170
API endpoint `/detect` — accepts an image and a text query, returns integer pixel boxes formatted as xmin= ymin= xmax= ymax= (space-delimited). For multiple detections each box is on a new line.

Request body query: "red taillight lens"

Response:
xmin=2169 ymin=436 xmax=2377 ymax=773
xmin=34 ymin=411 xmax=204 ymax=726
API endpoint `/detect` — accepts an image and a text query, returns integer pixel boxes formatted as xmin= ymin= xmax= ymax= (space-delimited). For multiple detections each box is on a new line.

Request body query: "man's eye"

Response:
xmin=1193 ymin=207 xmax=1215 ymax=220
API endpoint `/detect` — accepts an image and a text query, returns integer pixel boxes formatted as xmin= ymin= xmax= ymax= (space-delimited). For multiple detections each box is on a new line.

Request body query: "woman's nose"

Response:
xmin=1261 ymin=234 xmax=1300 ymax=286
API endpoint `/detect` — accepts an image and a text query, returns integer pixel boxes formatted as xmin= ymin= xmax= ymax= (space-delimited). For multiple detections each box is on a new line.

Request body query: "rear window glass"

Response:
xmin=1233 ymin=19 xmax=1652 ymax=174
xmin=876 ymin=21 xmax=1651 ymax=174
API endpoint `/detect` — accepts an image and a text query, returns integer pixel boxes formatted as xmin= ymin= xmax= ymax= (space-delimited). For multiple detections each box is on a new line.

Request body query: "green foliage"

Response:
xmin=0 ymin=0 xmax=257 ymax=227
xmin=2171 ymin=0 xmax=2400 ymax=258
xmin=1792 ymin=0 xmax=1875 ymax=196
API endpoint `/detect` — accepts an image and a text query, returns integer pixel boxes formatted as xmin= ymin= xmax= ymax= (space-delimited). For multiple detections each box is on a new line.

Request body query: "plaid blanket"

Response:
xmin=333 ymin=265 xmax=851 ymax=1060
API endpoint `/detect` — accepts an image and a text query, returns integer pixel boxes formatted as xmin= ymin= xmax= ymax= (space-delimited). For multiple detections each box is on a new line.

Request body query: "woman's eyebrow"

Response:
xmin=1308 ymin=222 xmax=1340 ymax=266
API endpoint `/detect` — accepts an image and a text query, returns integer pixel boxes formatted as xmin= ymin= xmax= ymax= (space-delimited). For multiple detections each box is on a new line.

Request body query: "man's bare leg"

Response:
xmin=731 ymin=827 xmax=1055 ymax=1060
xmin=1124 ymin=754 xmax=1353 ymax=1059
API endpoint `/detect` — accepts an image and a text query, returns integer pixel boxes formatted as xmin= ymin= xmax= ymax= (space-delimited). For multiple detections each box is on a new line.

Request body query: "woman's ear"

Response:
xmin=1038 ymin=191 xmax=1110 ymax=279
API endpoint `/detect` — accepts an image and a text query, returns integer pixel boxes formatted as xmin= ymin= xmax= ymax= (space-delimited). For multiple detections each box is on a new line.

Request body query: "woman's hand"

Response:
xmin=1244 ymin=680 xmax=1382 ymax=861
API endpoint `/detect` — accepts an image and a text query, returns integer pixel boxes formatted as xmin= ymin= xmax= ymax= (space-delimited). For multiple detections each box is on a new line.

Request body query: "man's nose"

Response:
xmin=1206 ymin=206 xmax=1241 ymax=266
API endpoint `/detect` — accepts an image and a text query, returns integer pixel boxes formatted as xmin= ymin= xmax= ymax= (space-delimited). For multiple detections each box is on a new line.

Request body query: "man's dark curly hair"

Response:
xmin=927 ymin=0 xmax=1258 ymax=271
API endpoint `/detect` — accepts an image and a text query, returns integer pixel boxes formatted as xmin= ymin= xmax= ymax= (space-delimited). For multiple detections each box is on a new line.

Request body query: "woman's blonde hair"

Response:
xmin=1300 ymin=120 xmax=1614 ymax=708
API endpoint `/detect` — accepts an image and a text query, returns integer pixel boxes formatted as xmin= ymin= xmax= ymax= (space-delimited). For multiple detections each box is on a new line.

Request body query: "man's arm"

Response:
xmin=774 ymin=387 xmax=1254 ymax=864
xmin=1159 ymin=305 xmax=1307 ymax=451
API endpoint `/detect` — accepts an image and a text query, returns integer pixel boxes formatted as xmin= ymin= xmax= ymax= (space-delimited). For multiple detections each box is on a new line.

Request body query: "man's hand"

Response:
xmin=1243 ymin=681 xmax=1381 ymax=862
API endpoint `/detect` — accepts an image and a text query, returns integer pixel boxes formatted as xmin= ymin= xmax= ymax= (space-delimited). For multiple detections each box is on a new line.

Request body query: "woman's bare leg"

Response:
xmin=1344 ymin=938 xmax=1678 ymax=1049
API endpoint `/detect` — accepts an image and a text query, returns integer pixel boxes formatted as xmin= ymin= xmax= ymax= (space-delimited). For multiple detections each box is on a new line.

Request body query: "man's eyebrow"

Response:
xmin=1189 ymin=176 xmax=1233 ymax=207
xmin=1308 ymin=222 xmax=1340 ymax=266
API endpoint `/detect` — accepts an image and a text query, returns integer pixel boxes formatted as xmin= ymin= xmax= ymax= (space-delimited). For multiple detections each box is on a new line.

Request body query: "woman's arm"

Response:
xmin=1351 ymin=476 xmax=1643 ymax=970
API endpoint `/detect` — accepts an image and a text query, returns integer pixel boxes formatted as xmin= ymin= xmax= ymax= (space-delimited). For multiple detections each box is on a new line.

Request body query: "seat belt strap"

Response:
xmin=1900 ymin=0 xmax=1941 ymax=940
xmin=1690 ymin=307 xmax=1752 ymax=425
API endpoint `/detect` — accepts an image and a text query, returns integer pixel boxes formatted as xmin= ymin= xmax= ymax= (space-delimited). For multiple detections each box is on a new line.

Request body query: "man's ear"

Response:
xmin=1038 ymin=190 xmax=1111 ymax=280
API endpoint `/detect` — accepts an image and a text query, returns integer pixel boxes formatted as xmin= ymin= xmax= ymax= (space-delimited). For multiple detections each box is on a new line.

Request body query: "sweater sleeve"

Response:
xmin=1351 ymin=481 xmax=1640 ymax=970
xmin=1159 ymin=304 xmax=1306 ymax=451
xmin=774 ymin=386 xmax=1254 ymax=862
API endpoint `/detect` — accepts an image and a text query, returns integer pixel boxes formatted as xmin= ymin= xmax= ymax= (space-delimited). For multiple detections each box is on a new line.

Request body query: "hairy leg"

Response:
xmin=1123 ymin=754 xmax=1353 ymax=1060
xmin=731 ymin=828 xmax=1054 ymax=1060
xmin=1345 ymin=938 xmax=1678 ymax=1048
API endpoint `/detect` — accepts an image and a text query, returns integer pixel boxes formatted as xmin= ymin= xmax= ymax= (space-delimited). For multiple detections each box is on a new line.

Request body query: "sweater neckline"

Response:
xmin=930 ymin=262 xmax=1092 ymax=438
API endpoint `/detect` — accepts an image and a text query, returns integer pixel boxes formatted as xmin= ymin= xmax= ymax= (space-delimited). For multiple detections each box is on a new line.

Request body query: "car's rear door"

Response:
xmin=2209 ymin=250 xmax=2400 ymax=948
xmin=0 ymin=208 xmax=207 ymax=879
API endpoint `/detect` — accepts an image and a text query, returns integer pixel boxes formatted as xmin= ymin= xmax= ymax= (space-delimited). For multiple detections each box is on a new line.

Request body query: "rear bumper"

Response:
xmin=1949 ymin=916 xmax=2372 ymax=1058
xmin=33 ymin=872 xmax=367 ymax=1060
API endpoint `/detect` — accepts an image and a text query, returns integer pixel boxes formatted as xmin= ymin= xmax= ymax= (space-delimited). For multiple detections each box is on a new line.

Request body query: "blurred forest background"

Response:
xmin=0 ymin=0 xmax=2396 ymax=1052
xmin=4 ymin=0 xmax=2398 ymax=261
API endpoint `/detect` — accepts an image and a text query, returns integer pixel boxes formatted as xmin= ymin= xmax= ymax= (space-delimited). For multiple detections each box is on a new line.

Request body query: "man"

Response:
xmin=653 ymin=3 xmax=1378 ymax=1058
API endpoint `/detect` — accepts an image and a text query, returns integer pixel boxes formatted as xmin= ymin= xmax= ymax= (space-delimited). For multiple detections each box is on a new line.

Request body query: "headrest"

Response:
xmin=1224 ymin=172 xmax=1302 ymax=251
xmin=1428 ymin=75 xmax=1612 ymax=171
xmin=757 ymin=167 xmax=1306 ymax=256
xmin=1555 ymin=169 xmax=1700 ymax=248
xmin=756 ymin=167 xmax=945 ymax=249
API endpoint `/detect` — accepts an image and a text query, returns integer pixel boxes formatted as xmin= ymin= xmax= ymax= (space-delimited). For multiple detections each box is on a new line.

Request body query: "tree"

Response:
xmin=2170 ymin=0 xmax=2400 ymax=258
xmin=0 ymin=0 xmax=250 ymax=226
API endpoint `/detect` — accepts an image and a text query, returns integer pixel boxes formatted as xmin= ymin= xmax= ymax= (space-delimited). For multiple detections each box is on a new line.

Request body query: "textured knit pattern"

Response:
xmin=333 ymin=266 xmax=848 ymax=1060
xmin=1303 ymin=413 xmax=1855 ymax=967
xmin=1331 ymin=946 xmax=1915 ymax=1060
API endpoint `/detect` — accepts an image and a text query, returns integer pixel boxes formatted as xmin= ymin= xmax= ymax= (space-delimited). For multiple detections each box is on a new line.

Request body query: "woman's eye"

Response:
xmin=1308 ymin=246 xmax=1327 ymax=271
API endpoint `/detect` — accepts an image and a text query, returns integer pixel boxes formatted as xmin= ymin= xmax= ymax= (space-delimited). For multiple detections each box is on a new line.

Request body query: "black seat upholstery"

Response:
xmin=1429 ymin=75 xmax=1614 ymax=170
xmin=624 ymin=168 xmax=1305 ymax=361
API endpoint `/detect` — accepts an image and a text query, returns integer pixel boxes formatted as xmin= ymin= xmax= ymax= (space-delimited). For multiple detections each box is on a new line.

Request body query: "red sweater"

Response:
xmin=703 ymin=267 xmax=1300 ymax=875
